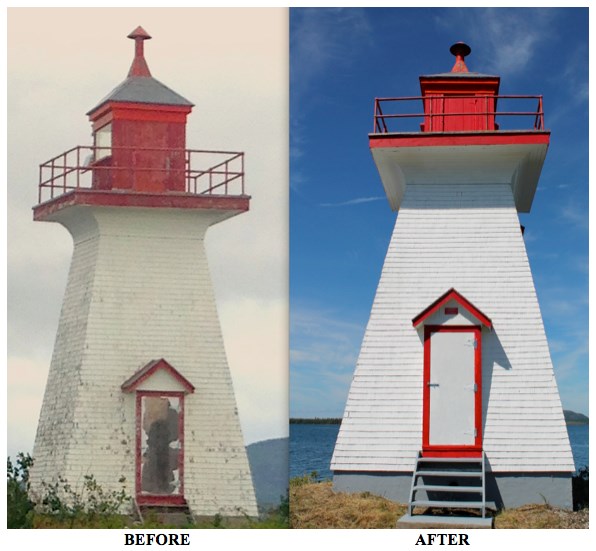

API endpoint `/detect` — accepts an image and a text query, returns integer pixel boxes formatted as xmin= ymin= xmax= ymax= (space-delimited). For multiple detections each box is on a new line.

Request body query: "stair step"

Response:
xmin=412 ymin=500 xmax=497 ymax=511
xmin=408 ymin=452 xmax=490 ymax=521
xmin=413 ymin=484 xmax=482 ymax=493
xmin=397 ymin=514 xmax=493 ymax=529
xmin=415 ymin=470 xmax=482 ymax=477
xmin=138 ymin=503 xmax=193 ymax=527
xmin=412 ymin=500 xmax=485 ymax=509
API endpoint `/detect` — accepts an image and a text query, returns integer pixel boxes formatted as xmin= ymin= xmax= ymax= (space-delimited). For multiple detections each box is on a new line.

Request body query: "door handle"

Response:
xmin=427 ymin=382 xmax=439 ymax=387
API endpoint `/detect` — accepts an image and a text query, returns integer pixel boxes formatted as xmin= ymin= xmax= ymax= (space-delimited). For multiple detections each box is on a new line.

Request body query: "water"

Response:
xmin=289 ymin=424 xmax=340 ymax=480
xmin=567 ymin=424 xmax=589 ymax=472
xmin=290 ymin=423 xmax=588 ymax=480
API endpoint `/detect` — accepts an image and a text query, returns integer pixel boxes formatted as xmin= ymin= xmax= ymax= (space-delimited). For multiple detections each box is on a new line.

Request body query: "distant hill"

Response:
xmin=564 ymin=410 xmax=589 ymax=425
xmin=246 ymin=437 xmax=288 ymax=512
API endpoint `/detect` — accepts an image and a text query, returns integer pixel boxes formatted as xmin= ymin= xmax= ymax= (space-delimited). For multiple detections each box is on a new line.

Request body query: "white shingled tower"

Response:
xmin=331 ymin=42 xmax=574 ymax=520
xmin=29 ymin=27 xmax=257 ymax=519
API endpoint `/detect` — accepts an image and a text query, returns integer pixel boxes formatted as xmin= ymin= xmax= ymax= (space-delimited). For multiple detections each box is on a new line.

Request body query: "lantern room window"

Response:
xmin=94 ymin=123 xmax=112 ymax=160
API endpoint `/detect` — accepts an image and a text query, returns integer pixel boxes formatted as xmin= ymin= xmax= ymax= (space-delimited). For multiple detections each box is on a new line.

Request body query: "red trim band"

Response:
xmin=33 ymin=189 xmax=250 ymax=220
xmin=370 ymin=131 xmax=550 ymax=149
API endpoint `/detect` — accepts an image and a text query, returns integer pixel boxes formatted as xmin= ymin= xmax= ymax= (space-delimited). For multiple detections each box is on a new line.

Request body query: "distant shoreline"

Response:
xmin=290 ymin=418 xmax=341 ymax=425
xmin=291 ymin=414 xmax=588 ymax=426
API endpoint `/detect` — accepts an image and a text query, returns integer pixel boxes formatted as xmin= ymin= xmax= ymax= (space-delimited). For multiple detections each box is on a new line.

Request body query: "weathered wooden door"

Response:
xmin=136 ymin=392 xmax=186 ymax=505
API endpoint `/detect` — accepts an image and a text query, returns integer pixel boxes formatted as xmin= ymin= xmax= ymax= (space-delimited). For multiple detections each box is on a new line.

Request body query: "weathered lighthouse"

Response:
xmin=331 ymin=43 xmax=574 ymax=522
xmin=29 ymin=27 xmax=258 ymax=518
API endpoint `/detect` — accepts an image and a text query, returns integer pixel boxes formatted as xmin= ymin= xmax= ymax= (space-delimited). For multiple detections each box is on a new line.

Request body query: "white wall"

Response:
xmin=332 ymin=183 xmax=574 ymax=473
xmin=30 ymin=206 xmax=257 ymax=517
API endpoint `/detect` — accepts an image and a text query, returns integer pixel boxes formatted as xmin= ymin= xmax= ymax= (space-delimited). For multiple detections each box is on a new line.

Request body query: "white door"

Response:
xmin=428 ymin=330 xmax=476 ymax=446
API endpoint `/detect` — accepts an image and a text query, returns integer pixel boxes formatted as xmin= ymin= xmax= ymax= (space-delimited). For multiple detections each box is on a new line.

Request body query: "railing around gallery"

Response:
xmin=38 ymin=146 xmax=245 ymax=204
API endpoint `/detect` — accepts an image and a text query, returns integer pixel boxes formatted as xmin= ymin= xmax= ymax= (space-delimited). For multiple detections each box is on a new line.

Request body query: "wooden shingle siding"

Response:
xmin=30 ymin=207 xmax=258 ymax=516
xmin=331 ymin=183 xmax=574 ymax=474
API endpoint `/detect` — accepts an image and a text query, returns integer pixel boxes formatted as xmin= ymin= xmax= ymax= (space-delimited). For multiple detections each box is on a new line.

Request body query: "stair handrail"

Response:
xmin=133 ymin=499 xmax=144 ymax=524
xmin=481 ymin=451 xmax=486 ymax=518
xmin=408 ymin=451 xmax=422 ymax=516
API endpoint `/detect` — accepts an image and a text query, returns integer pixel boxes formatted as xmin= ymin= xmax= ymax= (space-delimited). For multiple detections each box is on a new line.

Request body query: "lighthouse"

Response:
xmin=29 ymin=27 xmax=258 ymax=518
xmin=331 ymin=43 xmax=574 ymax=521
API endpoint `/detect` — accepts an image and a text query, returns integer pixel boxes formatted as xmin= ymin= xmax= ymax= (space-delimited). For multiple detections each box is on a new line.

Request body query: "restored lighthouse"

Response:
xmin=29 ymin=27 xmax=258 ymax=518
xmin=331 ymin=43 xmax=574 ymax=521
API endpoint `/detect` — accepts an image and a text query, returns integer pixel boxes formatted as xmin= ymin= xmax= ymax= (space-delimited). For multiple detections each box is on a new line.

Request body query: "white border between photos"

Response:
xmin=4 ymin=526 xmax=594 ymax=549
xmin=3 ymin=1 xmax=593 ymax=548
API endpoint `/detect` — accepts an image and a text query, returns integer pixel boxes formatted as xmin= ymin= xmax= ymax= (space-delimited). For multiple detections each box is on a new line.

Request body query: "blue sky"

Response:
xmin=290 ymin=8 xmax=589 ymax=418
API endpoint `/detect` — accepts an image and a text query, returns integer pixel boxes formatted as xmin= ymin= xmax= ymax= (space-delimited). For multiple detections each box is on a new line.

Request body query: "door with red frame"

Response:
xmin=136 ymin=391 xmax=186 ymax=505
xmin=423 ymin=326 xmax=482 ymax=457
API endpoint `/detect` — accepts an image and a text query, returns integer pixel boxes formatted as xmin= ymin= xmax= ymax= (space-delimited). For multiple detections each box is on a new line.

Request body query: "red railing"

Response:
xmin=38 ymin=146 xmax=245 ymax=204
xmin=373 ymin=95 xmax=545 ymax=134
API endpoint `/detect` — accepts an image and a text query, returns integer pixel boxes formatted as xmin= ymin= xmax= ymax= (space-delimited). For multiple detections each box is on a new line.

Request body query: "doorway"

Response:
xmin=136 ymin=392 xmax=186 ymax=505
xmin=422 ymin=326 xmax=482 ymax=457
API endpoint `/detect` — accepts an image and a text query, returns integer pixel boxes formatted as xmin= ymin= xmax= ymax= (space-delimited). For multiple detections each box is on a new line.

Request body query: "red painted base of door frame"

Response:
xmin=422 ymin=325 xmax=484 ymax=458
xmin=136 ymin=494 xmax=187 ymax=506
xmin=422 ymin=447 xmax=482 ymax=458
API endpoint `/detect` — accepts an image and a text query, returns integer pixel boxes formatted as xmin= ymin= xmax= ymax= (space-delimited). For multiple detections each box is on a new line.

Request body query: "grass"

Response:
xmin=29 ymin=507 xmax=288 ymax=529
xmin=494 ymin=504 xmax=589 ymax=529
xmin=8 ymin=453 xmax=289 ymax=529
xmin=290 ymin=479 xmax=406 ymax=528
xmin=290 ymin=479 xmax=589 ymax=529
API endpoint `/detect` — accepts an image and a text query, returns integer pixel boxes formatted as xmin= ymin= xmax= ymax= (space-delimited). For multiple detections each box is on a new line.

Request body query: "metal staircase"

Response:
xmin=397 ymin=451 xmax=495 ymax=528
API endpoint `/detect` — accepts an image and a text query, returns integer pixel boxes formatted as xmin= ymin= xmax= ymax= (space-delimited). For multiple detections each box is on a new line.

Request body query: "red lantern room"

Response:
xmin=370 ymin=42 xmax=548 ymax=214
xmin=419 ymin=42 xmax=501 ymax=132
xmin=87 ymin=27 xmax=193 ymax=193
xmin=34 ymin=26 xmax=248 ymax=221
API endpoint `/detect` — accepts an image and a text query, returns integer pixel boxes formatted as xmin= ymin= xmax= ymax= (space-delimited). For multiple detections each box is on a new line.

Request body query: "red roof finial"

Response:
xmin=127 ymin=26 xmax=152 ymax=77
xmin=449 ymin=42 xmax=471 ymax=73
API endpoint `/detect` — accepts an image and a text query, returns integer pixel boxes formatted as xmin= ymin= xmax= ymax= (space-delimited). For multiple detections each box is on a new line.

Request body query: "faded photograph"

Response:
xmin=7 ymin=7 xmax=288 ymax=529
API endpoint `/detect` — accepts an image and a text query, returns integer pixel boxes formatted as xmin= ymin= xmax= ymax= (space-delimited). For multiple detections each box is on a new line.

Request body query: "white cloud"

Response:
xmin=559 ymin=201 xmax=588 ymax=231
xmin=290 ymin=8 xmax=372 ymax=192
xmin=290 ymin=304 xmax=365 ymax=416
xmin=319 ymin=196 xmax=384 ymax=207
xmin=435 ymin=8 xmax=555 ymax=76
xmin=7 ymin=357 xmax=48 ymax=458
xmin=553 ymin=339 xmax=588 ymax=381
xmin=219 ymin=298 xmax=288 ymax=445
xmin=290 ymin=8 xmax=371 ymax=101
xmin=292 ymin=306 xmax=363 ymax=347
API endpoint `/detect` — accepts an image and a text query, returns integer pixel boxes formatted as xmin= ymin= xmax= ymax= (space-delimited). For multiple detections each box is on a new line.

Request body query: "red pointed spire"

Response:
xmin=449 ymin=42 xmax=471 ymax=73
xmin=127 ymin=26 xmax=152 ymax=77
